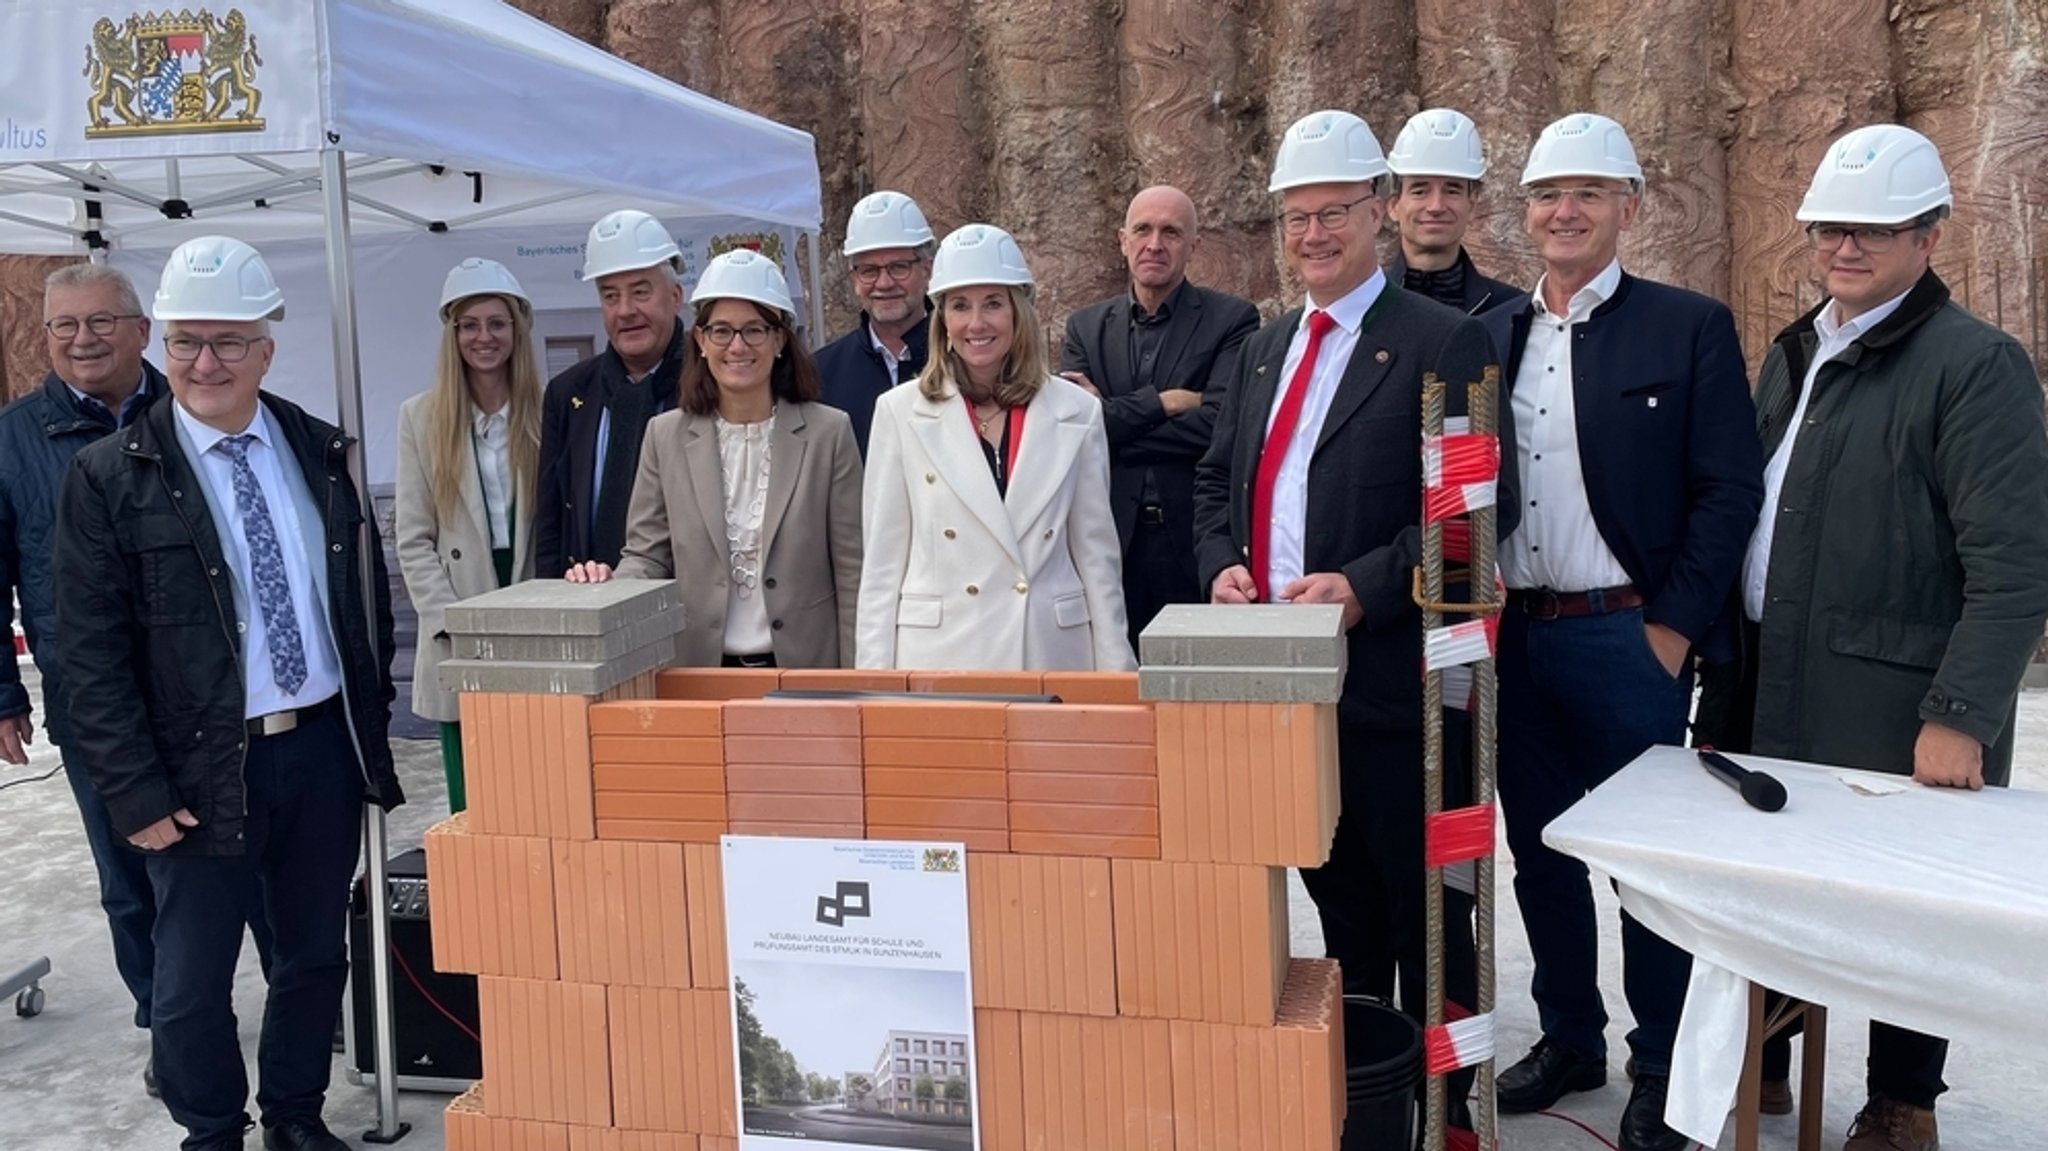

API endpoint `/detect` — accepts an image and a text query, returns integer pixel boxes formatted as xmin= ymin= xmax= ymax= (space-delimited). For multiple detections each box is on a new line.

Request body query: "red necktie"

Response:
xmin=1251 ymin=309 xmax=1336 ymax=601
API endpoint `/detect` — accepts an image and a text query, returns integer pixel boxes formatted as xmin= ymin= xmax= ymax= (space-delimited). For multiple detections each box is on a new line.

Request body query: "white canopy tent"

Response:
xmin=2 ymin=1 xmax=823 ymax=1137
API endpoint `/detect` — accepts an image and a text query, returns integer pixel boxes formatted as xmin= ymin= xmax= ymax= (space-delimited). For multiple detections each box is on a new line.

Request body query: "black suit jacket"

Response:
xmin=1193 ymin=283 xmax=1520 ymax=729
xmin=533 ymin=322 xmax=686 ymax=577
xmin=1482 ymin=273 xmax=1764 ymax=661
xmin=1059 ymin=282 xmax=1260 ymax=573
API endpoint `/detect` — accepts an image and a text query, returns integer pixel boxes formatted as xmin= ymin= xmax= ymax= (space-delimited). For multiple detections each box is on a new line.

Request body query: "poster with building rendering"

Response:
xmin=723 ymin=836 xmax=978 ymax=1151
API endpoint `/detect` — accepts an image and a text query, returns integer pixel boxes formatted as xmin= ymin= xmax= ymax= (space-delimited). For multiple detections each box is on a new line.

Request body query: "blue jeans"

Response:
xmin=145 ymin=711 xmax=364 ymax=1149
xmin=63 ymin=751 xmax=274 ymax=1030
xmin=1497 ymin=600 xmax=1695 ymax=1074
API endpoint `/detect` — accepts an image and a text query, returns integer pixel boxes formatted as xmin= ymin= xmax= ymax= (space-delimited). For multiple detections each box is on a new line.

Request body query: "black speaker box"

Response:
xmin=348 ymin=847 xmax=481 ymax=1088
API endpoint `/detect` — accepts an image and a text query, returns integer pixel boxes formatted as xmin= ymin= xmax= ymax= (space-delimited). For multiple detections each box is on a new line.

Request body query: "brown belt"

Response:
xmin=1508 ymin=585 xmax=1644 ymax=621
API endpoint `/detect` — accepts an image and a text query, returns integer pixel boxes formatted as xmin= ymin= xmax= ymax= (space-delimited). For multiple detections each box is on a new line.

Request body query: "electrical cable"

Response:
xmin=0 ymin=764 xmax=63 ymax=792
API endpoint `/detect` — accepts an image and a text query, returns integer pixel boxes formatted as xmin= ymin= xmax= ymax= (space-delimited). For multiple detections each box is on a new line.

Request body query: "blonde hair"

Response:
xmin=917 ymin=283 xmax=1047 ymax=409
xmin=426 ymin=294 xmax=543 ymax=526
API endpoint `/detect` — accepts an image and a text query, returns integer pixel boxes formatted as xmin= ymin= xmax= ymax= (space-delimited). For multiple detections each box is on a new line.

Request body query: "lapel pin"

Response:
xmin=1257 ymin=365 xmax=1268 ymax=375
xmin=1375 ymin=349 xmax=1390 ymax=364
xmin=571 ymin=396 xmax=584 ymax=409
xmin=1647 ymin=397 xmax=1659 ymax=408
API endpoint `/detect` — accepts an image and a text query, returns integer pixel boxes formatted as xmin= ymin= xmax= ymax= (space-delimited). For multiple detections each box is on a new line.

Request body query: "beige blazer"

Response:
xmin=394 ymin=392 xmax=536 ymax=722
xmin=615 ymin=401 xmax=863 ymax=668
xmin=857 ymin=374 xmax=1134 ymax=671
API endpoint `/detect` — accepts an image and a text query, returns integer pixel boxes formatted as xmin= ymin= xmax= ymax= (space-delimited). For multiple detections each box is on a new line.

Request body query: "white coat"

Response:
xmin=857 ymin=373 xmax=1135 ymax=671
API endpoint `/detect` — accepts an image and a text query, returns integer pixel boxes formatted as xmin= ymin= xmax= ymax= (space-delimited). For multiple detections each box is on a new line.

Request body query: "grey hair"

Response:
xmin=45 ymin=262 xmax=144 ymax=316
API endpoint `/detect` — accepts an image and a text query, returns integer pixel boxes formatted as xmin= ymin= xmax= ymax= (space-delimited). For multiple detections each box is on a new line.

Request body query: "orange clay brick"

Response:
xmin=774 ymin=668 xmax=910 ymax=692
xmin=868 ymin=824 xmax=1008 ymax=852
xmin=1041 ymin=671 xmax=1143 ymax=705
xmin=861 ymin=736 xmax=1009 ymax=770
xmin=554 ymin=838 xmax=691 ymax=988
xmin=655 ymin=668 xmax=780 ymax=700
xmin=865 ymin=795 xmax=1007 ymax=831
xmin=568 ymin=1128 xmax=698 ymax=1151
xmin=907 ymin=670 xmax=1045 ymax=695
xmin=860 ymin=700 xmax=1008 ymax=739
xmin=595 ymin=792 xmax=727 ymax=824
xmin=595 ymin=819 xmax=727 ymax=845
xmin=1156 ymin=701 xmax=1339 ymax=868
xmin=593 ymin=764 xmax=727 ymax=794
xmin=444 ymin=1083 xmax=571 ymax=1151
xmin=725 ymin=793 xmax=864 ymax=825
xmin=589 ymin=701 xmax=724 ymax=738
xmin=719 ymin=764 xmax=863 ymax=795
xmin=607 ymin=986 xmax=732 ymax=1135
xmin=1005 ymin=703 xmax=1155 ymax=744
xmin=1016 ymin=1013 xmax=1174 ymax=1151
xmin=1112 ymin=861 xmax=1288 ymax=1027
xmin=721 ymin=699 xmax=861 ymax=737
xmin=589 ymin=736 xmax=725 ymax=766
xmin=1165 ymin=958 xmax=1343 ymax=1151
xmin=726 ymin=820 xmax=865 ymax=838
xmin=1007 ymin=830 xmax=1161 ymax=860
xmin=862 ymin=765 xmax=1007 ymax=800
xmin=464 ymin=692 xmax=601 ymax=840
xmin=424 ymin=813 xmax=558 ymax=980
xmin=477 ymin=977 xmax=612 ymax=1127
xmin=967 ymin=854 xmax=1114 ymax=1016
xmin=1006 ymin=741 xmax=1157 ymax=775
xmin=1007 ymin=771 xmax=1158 ymax=806
xmin=683 ymin=842 xmax=728 ymax=988
xmin=1009 ymin=801 xmax=1158 ymax=838
xmin=975 ymin=1009 xmax=1026 ymax=1151
xmin=722 ymin=734 xmax=862 ymax=766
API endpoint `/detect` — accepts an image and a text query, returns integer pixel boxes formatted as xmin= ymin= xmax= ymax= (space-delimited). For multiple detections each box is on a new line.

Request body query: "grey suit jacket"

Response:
xmin=616 ymin=401 xmax=863 ymax=668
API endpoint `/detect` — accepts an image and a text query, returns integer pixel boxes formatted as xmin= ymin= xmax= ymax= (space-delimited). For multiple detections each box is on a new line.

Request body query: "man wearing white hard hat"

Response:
xmin=1385 ymin=108 xmax=1521 ymax=315
xmin=817 ymin=190 xmax=936 ymax=455
xmin=54 ymin=235 xmax=403 ymax=1151
xmin=1694 ymin=124 xmax=2048 ymax=1151
xmin=1192 ymin=110 xmax=1513 ymax=1125
xmin=394 ymin=257 xmax=542 ymax=811
xmin=565 ymin=249 xmax=864 ymax=671
xmin=534 ymin=208 xmax=687 ymax=576
xmin=1481 ymin=114 xmax=1763 ymax=1151
xmin=1059 ymin=185 xmax=1260 ymax=648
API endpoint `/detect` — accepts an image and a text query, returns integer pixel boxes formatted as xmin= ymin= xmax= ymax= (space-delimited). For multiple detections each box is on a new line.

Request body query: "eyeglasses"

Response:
xmin=1280 ymin=195 xmax=1375 ymax=236
xmin=456 ymin=317 xmax=514 ymax=338
xmin=1525 ymin=186 xmax=1622 ymax=209
xmin=1806 ymin=223 xmax=1915 ymax=254
xmin=45 ymin=313 xmax=141 ymax=339
xmin=163 ymin=334 xmax=269 ymax=363
xmin=852 ymin=259 xmax=921 ymax=285
xmin=702 ymin=322 xmax=775 ymax=347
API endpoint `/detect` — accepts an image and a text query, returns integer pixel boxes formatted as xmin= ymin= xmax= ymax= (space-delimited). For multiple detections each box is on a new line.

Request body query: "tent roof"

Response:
xmin=0 ymin=0 xmax=822 ymax=254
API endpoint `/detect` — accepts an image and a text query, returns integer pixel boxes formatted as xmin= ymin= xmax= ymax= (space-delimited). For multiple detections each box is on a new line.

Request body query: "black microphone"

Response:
xmin=1697 ymin=748 xmax=1788 ymax=813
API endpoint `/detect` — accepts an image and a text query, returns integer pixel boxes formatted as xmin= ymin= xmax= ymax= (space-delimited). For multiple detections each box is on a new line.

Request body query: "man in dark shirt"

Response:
xmin=1385 ymin=108 xmax=1520 ymax=315
xmin=815 ymin=190 xmax=935 ymax=455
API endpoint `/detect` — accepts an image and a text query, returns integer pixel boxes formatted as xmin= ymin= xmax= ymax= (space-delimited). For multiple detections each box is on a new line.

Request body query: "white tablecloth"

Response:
xmin=1543 ymin=745 xmax=2048 ymax=1146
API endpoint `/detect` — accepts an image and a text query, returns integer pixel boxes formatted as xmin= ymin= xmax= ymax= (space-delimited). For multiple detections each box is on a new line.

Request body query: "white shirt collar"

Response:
xmin=173 ymin=396 xmax=269 ymax=458
xmin=1304 ymin=267 xmax=1387 ymax=333
xmin=472 ymin=403 xmax=508 ymax=437
xmin=1533 ymin=257 xmax=1624 ymax=323
xmin=1816 ymin=286 xmax=1912 ymax=349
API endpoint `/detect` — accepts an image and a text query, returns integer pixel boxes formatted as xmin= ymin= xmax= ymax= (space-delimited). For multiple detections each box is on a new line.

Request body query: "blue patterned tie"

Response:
xmin=215 ymin=435 xmax=308 ymax=695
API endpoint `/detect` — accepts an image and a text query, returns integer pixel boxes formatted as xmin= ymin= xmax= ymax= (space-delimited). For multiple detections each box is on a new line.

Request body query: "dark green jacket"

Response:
xmin=1747 ymin=271 xmax=2048 ymax=783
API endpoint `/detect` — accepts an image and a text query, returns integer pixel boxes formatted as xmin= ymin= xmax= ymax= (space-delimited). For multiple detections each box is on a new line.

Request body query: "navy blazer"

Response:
xmin=816 ymin=312 xmax=930 ymax=457
xmin=1194 ymin=284 xmax=1519 ymax=730
xmin=1483 ymin=273 xmax=1764 ymax=658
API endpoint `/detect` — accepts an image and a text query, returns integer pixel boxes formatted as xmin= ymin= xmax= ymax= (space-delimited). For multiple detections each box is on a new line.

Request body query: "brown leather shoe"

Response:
xmin=1844 ymin=1095 xmax=1939 ymax=1151
xmin=1760 ymin=1078 xmax=1794 ymax=1116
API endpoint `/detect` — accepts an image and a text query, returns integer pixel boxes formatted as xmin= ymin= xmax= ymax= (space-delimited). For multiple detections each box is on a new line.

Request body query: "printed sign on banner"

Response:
xmin=722 ymin=836 xmax=979 ymax=1151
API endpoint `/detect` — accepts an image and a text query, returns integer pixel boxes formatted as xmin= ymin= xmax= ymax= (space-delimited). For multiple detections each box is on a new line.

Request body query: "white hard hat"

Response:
xmin=1269 ymin=110 xmax=1390 ymax=192
xmin=928 ymin=224 xmax=1034 ymax=295
xmin=439 ymin=257 xmax=531 ymax=322
xmin=1796 ymin=124 xmax=1953 ymax=225
xmin=1387 ymin=108 xmax=1487 ymax=181
xmin=691 ymin=249 xmax=796 ymax=319
xmin=844 ymin=191 xmax=935 ymax=256
xmin=153 ymin=235 xmax=284 ymax=322
xmin=1521 ymin=113 xmax=1644 ymax=189
xmin=581 ymin=209 xmax=682 ymax=282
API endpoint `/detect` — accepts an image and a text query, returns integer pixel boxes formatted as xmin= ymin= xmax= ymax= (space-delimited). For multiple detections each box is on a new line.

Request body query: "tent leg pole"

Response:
xmin=806 ymin=230 xmax=825 ymax=349
xmin=320 ymin=146 xmax=411 ymax=1146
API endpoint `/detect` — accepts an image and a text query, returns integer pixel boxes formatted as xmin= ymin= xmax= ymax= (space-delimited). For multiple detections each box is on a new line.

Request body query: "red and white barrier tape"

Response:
xmin=1425 ymin=1012 xmax=1497 ymax=1076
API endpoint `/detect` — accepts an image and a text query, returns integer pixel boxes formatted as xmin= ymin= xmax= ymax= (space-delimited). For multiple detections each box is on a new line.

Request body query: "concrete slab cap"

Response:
xmin=1138 ymin=604 xmax=1348 ymax=670
xmin=443 ymin=578 xmax=681 ymax=637
xmin=438 ymin=634 xmax=679 ymax=696
xmin=451 ymin=604 xmax=686 ymax=662
xmin=1137 ymin=663 xmax=1344 ymax=704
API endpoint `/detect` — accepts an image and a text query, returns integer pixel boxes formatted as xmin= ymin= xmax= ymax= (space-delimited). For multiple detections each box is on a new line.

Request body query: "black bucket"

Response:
xmin=1341 ymin=996 xmax=1424 ymax=1151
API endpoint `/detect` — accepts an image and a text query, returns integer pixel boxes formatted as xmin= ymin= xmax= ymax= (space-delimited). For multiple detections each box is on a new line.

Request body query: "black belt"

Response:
xmin=247 ymin=694 xmax=340 ymax=738
xmin=1137 ymin=504 xmax=1168 ymax=525
xmin=723 ymin=652 xmax=777 ymax=669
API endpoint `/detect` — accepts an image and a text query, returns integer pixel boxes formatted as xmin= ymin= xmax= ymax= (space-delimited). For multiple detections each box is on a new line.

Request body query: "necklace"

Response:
xmin=715 ymin=405 xmax=774 ymax=598
xmin=971 ymin=400 xmax=1003 ymax=438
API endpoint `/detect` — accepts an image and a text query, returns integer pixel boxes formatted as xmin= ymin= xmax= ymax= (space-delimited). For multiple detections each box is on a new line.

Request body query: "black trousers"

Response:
xmin=1696 ymin=622 xmax=1949 ymax=1109
xmin=146 ymin=709 xmax=365 ymax=1148
xmin=1121 ymin=513 xmax=1201 ymax=651
xmin=1299 ymin=718 xmax=1480 ymax=1105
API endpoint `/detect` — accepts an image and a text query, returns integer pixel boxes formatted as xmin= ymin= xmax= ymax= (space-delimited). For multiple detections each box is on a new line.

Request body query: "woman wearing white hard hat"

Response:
xmin=394 ymin=257 xmax=542 ymax=810
xmin=856 ymin=224 xmax=1134 ymax=672
xmin=565 ymin=249 xmax=863 ymax=669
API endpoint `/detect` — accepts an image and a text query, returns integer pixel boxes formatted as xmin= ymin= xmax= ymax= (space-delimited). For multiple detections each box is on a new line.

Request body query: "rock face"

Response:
xmin=4 ymin=2 xmax=2044 ymax=401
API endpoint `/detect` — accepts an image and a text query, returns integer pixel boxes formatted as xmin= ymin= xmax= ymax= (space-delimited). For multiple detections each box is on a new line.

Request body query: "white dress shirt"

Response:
xmin=868 ymin=321 xmax=904 ymax=382
xmin=1261 ymin=269 xmax=1385 ymax=599
xmin=716 ymin=413 xmax=775 ymax=656
xmin=1741 ymin=288 xmax=1913 ymax=622
xmin=472 ymin=404 xmax=513 ymax=549
xmin=173 ymin=400 xmax=344 ymax=718
xmin=1500 ymin=258 xmax=1634 ymax=592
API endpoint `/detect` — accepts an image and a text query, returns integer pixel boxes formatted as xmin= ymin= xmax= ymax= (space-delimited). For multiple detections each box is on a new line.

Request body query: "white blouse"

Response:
xmin=471 ymin=405 xmax=513 ymax=549
xmin=717 ymin=412 xmax=774 ymax=656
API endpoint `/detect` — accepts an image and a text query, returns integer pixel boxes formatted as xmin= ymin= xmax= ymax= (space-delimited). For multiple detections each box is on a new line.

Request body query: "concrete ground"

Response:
xmin=2 ymin=660 xmax=2041 ymax=1150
